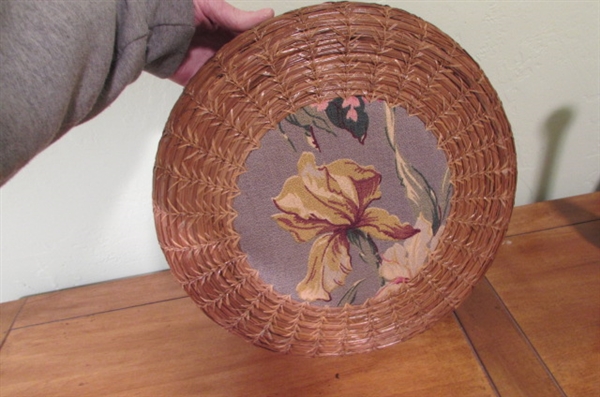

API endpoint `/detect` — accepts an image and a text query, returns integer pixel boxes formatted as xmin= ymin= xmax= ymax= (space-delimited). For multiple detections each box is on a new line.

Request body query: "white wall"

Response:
xmin=1 ymin=1 xmax=598 ymax=302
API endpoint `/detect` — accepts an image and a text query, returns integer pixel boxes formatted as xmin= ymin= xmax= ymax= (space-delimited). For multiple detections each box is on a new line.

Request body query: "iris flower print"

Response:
xmin=324 ymin=96 xmax=369 ymax=143
xmin=375 ymin=215 xmax=445 ymax=300
xmin=278 ymin=96 xmax=370 ymax=153
xmin=272 ymin=152 xmax=418 ymax=302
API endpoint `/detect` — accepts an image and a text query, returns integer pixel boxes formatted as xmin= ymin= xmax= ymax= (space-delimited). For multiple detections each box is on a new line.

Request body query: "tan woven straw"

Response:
xmin=153 ymin=2 xmax=516 ymax=356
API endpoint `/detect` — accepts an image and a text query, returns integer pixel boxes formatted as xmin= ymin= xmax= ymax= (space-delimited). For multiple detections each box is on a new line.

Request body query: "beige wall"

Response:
xmin=1 ymin=0 xmax=598 ymax=302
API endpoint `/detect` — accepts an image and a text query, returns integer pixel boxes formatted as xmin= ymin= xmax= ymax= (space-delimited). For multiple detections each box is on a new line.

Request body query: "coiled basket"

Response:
xmin=153 ymin=2 xmax=516 ymax=356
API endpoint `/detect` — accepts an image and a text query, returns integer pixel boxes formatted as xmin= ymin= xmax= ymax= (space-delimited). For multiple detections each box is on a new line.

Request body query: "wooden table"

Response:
xmin=1 ymin=193 xmax=598 ymax=396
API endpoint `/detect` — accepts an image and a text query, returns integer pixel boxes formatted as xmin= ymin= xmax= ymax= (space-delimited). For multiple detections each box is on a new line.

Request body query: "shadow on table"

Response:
xmin=549 ymin=198 xmax=600 ymax=248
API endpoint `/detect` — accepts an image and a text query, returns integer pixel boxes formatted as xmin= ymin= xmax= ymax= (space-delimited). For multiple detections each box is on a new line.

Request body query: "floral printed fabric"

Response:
xmin=272 ymin=152 xmax=418 ymax=302
xmin=234 ymin=97 xmax=452 ymax=306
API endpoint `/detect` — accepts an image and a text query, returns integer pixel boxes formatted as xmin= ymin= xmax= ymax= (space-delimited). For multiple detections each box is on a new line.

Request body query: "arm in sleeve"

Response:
xmin=0 ymin=0 xmax=194 ymax=186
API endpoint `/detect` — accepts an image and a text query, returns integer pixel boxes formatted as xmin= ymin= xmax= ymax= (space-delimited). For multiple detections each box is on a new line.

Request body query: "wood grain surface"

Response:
xmin=1 ymin=193 xmax=598 ymax=396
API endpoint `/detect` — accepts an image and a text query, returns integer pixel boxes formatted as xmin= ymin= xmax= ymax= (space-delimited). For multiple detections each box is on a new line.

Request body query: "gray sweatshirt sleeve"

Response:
xmin=0 ymin=0 xmax=194 ymax=186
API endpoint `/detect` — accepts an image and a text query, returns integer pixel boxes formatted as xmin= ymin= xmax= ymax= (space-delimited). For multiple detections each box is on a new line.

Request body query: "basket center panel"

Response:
xmin=233 ymin=97 xmax=452 ymax=306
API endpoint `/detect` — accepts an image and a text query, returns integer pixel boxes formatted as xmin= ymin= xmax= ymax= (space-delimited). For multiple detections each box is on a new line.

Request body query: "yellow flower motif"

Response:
xmin=272 ymin=152 xmax=418 ymax=302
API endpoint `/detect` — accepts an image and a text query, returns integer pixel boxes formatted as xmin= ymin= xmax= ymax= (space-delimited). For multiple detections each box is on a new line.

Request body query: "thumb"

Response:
xmin=194 ymin=0 xmax=274 ymax=32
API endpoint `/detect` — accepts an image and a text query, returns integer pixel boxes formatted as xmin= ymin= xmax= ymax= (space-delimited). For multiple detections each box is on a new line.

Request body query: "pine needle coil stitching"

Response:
xmin=153 ymin=2 xmax=516 ymax=356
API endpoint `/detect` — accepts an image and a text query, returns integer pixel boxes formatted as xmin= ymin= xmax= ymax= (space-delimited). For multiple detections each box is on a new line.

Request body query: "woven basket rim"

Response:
xmin=153 ymin=1 xmax=516 ymax=357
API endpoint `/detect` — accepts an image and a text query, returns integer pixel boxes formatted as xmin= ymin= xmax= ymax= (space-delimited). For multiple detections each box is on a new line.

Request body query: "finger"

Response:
xmin=194 ymin=0 xmax=274 ymax=32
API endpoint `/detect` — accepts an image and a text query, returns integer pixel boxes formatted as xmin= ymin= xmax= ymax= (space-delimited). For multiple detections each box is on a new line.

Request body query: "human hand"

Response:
xmin=170 ymin=0 xmax=274 ymax=86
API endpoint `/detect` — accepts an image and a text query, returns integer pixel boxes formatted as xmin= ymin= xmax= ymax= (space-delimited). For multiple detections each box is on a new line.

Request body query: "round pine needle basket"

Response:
xmin=153 ymin=2 xmax=516 ymax=356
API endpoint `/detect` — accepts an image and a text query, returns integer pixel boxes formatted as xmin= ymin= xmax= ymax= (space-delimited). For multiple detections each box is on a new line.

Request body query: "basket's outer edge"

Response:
xmin=152 ymin=2 xmax=516 ymax=356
